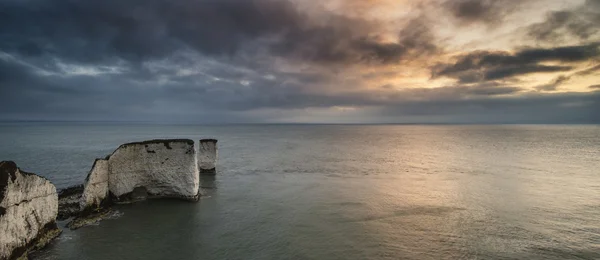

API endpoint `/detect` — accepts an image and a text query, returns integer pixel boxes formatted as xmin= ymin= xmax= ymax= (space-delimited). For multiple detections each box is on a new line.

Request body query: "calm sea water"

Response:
xmin=1 ymin=123 xmax=599 ymax=259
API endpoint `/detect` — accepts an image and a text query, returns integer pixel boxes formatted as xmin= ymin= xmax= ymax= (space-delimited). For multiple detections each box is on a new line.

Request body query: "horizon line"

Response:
xmin=1 ymin=120 xmax=599 ymax=126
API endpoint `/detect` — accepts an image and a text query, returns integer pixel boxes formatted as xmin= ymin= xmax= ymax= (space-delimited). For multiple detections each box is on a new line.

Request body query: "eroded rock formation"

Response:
xmin=108 ymin=139 xmax=200 ymax=202
xmin=0 ymin=138 xmax=211 ymax=255
xmin=75 ymin=139 xmax=200 ymax=217
xmin=198 ymin=139 xmax=218 ymax=175
xmin=71 ymin=139 xmax=200 ymax=229
xmin=80 ymin=158 xmax=109 ymax=212
xmin=0 ymin=161 xmax=60 ymax=260
xmin=57 ymin=185 xmax=83 ymax=220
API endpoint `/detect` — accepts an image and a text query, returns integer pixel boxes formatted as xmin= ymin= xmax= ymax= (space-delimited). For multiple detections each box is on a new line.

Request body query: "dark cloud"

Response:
xmin=0 ymin=0 xmax=598 ymax=124
xmin=0 ymin=57 xmax=30 ymax=85
xmin=575 ymin=64 xmax=600 ymax=76
xmin=433 ymin=43 xmax=600 ymax=82
xmin=414 ymin=83 xmax=523 ymax=97
xmin=527 ymin=0 xmax=600 ymax=43
xmin=443 ymin=0 xmax=524 ymax=25
xmin=484 ymin=65 xmax=572 ymax=81
xmin=0 ymin=0 xmax=303 ymax=63
xmin=590 ymin=84 xmax=600 ymax=89
xmin=265 ymin=15 xmax=438 ymax=64
xmin=535 ymin=75 xmax=570 ymax=92
xmin=532 ymin=63 xmax=600 ymax=92
xmin=0 ymin=55 xmax=258 ymax=122
xmin=377 ymin=91 xmax=600 ymax=124
xmin=0 ymin=0 xmax=436 ymax=65
xmin=0 ymin=52 xmax=598 ymax=124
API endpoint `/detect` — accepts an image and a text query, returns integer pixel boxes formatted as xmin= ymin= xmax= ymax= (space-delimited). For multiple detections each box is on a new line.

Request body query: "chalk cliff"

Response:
xmin=108 ymin=139 xmax=200 ymax=202
xmin=198 ymin=139 xmax=218 ymax=175
xmin=72 ymin=139 xmax=200 ymax=229
xmin=0 ymin=161 xmax=60 ymax=260
xmin=80 ymin=158 xmax=109 ymax=212
xmin=76 ymin=139 xmax=200 ymax=214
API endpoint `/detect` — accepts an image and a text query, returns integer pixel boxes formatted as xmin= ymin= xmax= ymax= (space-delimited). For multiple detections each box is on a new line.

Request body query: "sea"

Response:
xmin=0 ymin=123 xmax=599 ymax=260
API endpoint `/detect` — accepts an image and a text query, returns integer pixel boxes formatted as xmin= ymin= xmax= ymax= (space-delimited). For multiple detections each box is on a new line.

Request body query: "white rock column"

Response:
xmin=0 ymin=161 xmax=60 ymax=260
xmin=107 ymin=139 xmax=200 ymax=202
xmin=198 ymin=139 xmax=218 ymax=175
xmin=80 ymin=158 xmax=109 ymax=212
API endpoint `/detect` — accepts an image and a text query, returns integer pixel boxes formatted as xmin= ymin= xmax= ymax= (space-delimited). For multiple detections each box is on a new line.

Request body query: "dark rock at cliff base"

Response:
xmin=200 ymin=168 xmax=217 ymax=175
xmin=67 ymin=208 xmax=113 ymax=230
xmin=57 ymin=184 xmax=84 ymax=220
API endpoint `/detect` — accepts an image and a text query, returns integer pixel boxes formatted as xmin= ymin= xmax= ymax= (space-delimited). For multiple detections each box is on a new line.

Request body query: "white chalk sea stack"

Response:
xmin=80 ymin=158 xmax=109 ymax=212
xmin=77 ymin=139 xmax=200 ymax=214
xmin=198 ymin=139 xmax=218 ymax=175
xmin=0 ymin=161 xmax=60 ymax=260
xmin=108 ymin=139 xmax=200 ymax=202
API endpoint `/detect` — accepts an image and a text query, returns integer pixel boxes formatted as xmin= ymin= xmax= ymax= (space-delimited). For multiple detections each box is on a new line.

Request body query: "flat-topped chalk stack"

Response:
xmin=198 ymin=139 xmax=218 ymax=175
xmin=69 ymin=139 xmax=203 ymax=229
xmin=1 ymin=138 xmax=218 ymax=260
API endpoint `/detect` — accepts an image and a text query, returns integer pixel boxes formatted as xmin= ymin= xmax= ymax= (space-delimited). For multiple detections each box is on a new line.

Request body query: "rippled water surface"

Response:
xmin=1 ymin=123 xmax=599 ymax=259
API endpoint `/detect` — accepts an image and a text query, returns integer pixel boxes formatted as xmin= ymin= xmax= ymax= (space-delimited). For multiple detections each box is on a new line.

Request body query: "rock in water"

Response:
xmin=67 ymin=208 xmax=113 ymax=230
xmin=107 ymin=139 xmax=199 ymax=203
xmin=72 ymin=139 xmax=200 ymax=229
xmin=57 ymin=184 xmax=84 ymax=220
xmin=0 ymin=161 xmax=61 ymax=260
xmin=80 ymin=158 xmax=109 ymax=213
xmin=198 ymin=139 xmax=218 ymax=175
xmin=68 ymin=159 xmax=111 ymax=229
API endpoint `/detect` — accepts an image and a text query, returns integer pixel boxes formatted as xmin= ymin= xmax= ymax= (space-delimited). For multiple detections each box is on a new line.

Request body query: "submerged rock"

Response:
xmin=198 ymin=139 xmax=218 ymax=175
xmin=57 ymin=184 xmax=84 ymax=220
xmin=67 ymin=208 xmax=113 ymax=230
xmin=0 ymin=161 xmax=61 ymax=260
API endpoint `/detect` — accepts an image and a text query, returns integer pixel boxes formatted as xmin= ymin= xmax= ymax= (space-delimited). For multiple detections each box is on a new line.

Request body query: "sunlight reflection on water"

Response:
xmin=1 ymin=124 xmax=598 ymax=259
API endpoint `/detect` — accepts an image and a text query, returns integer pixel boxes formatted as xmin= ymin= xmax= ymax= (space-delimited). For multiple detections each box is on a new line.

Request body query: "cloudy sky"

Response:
xmin=1 ymin=0 xmax=599 ymax=123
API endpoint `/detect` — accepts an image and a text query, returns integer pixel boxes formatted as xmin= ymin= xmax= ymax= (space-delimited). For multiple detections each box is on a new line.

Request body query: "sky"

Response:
xmin=0 ymin=0 xmax=599 ymax=124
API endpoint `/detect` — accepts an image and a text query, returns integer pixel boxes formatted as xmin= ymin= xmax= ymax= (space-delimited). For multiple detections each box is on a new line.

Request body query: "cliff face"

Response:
xmin=0 ymin=139 xmax=206 ymax=253
xmin=198 ymin=139 xmax=218 ymax=175
xmin=0 ymin=161 xmax=60 ymax=260
xmin=80 ymin=159 xmax=109 ymax=212
xmin=108 ymin=139 xmax=200 ymax=202
xmin=70 ymin=139 xmax=202 ymax=229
